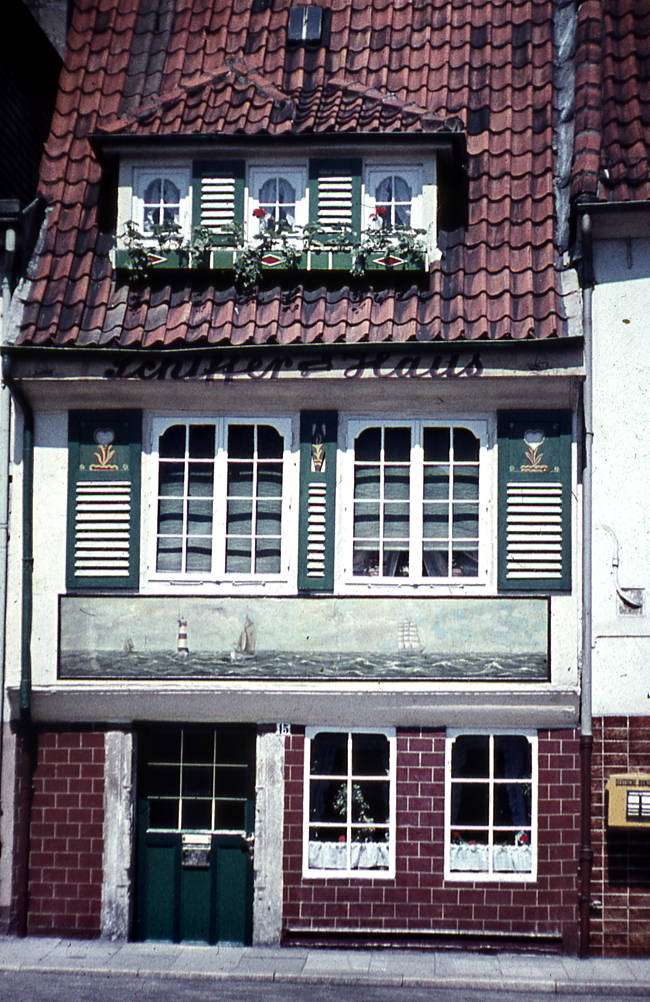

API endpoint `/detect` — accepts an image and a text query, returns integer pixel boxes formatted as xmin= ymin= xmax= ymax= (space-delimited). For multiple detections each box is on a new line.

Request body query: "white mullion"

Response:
xmin=211 ymin=729 xmax=217 ymax=833
xmin=178 ymin=730 xmax=185 ymax=833
xmin=379 ymin=430 xmax=387 ymax=574
xmin=411 ymin=423 xmax=424 ymax=583
xmin=214 ymin=419 xmax=227 ymax=578
xmin=487 ymin=734 xmax=494 ymax=876
xmin=181 ymin=427 xmax=191 ymax=575
xmin=447 ymin=427 xmax=455 ymax=577
xmin=251 ymin=425 xmax=259 ymax=574
xmin=347 ymin=732 xmax=353 ymax=871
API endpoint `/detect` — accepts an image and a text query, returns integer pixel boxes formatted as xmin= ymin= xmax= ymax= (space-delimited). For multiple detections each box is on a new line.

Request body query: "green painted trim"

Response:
xmin=308 ymin=157 xmax=362 ymax=241
xmin=66 ymin=410 xmax=142 ymax=591
xmin=298 ymin=411 xmax=338 ymax=593
xmin=497 ymin=410 xmax=572 ymax=593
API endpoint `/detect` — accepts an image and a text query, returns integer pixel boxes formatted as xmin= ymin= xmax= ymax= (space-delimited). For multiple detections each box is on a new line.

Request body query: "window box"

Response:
xmin=303 ymin=727 xmax=396 ymax=878
xmin=445 ymin=731 xmax=537 ymax=882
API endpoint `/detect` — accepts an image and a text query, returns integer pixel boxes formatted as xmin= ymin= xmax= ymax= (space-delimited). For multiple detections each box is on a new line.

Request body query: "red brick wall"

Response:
xmin=27 ymin=730 xmax=105 ymax=937
xmin=591 ymin=717 xmax=650 ymax=956
xmin=283 ymin=727 xmax=580 ymax=951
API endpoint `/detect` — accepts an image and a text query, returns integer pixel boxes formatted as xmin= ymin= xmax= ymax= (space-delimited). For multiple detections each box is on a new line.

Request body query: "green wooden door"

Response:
xmin=135 ymin=725 xmax=255 ymax=944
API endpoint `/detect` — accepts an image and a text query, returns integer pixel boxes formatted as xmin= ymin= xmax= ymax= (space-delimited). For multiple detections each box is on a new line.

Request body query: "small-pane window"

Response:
xmin=153 ymin=418 xmax=288 ymax=580
xmin=143 ymin=178 xmax=181 ymax=234
xmin=132 ymin=167 xmax=190 ymax=241
xmin=349 ymin=420 xmax=484 ymax=582
xmin=447 ymin=733 xmax=536 ymax=880
xmin=305 ymin=728 xmax=395 ymax=877
xmin=365 ymin=165 xmax=422 ymax=231
xmin=374 ymin=174 xmax=413 ymax=227
xmin=248 ymin=166 xmax=308 ymax=238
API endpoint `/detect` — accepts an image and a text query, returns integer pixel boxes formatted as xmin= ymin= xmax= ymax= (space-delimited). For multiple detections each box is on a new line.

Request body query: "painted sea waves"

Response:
xmin=59 ymin=595 xmax=549 ymax=682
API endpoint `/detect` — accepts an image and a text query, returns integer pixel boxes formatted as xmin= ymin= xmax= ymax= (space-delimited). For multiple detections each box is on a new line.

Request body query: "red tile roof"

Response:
xmin=573 ymin=0 xmax=650 ymax=204
xmin=18 ymin=0 xmax=574 ymax=349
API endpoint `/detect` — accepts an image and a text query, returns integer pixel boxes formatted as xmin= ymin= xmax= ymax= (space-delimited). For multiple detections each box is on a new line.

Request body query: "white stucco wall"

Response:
xmin=591 ymin=236 xmax=650 ymax=714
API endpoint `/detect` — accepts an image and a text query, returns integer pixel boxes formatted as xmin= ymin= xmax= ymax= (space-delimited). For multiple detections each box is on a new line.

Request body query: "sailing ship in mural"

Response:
xmin=59 ymin=596 xmax=549 ymax=682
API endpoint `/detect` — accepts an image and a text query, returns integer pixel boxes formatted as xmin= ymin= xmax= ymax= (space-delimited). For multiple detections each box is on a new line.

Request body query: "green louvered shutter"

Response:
xmin=298 ymin=411 xmax=338 ymax=592
xmin=192 ymin=160 xmax=245 ymax=244
xmin=308 ymin=158 xmax=362 ymax=242
xmin=66 ymin=411 xmax=142 ymax=590
xmin=497 ymin=411 xmax=572 ymax=592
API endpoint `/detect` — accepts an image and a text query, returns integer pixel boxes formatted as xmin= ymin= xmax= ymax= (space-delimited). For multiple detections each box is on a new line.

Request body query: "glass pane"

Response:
xmin=353 ymin=502 xmax=379 ymax=538
xmin=148 ymin=799 xmax=178 ymax=830
xmin=226 ymin=498 xmax=252 ymax=534
xmin=384 ymin=504 xmax=409 ymax=538
xmin=353 ymin=546 xmax=380 ymax=577
xmin=183 ymin=730 xmax=214 ymax=762
xmin=393 ymin=176 xmax=412 ymax=201
xmin=186 ymin=540 xmax=212 ymax=572
xmin=355 ymin=427 xmax=381 ymax=462
xmin=228 ymin=424 xmax=254 ymax=459
xmin=375 ymin=177 xmax=392 ymax=202
xmin=216 ymin=727 xmax=254 ymax=765
xmin=162 ymin=206 xmax=178 ymax=225
xmin=354 ymin=467 xmax=380 ymax=499
xmin=144 ymin=179 xmax=162 ymax=203
xmin=311 ymin=732 xmax=347 ymax=775
xmin=423 ymin=504 xmax=449 ymax=538
xmin=188 ymin=425 xmax=215 ymax=459
xmin=186 ymin=462 xmax=211 ymax=498
xmin=147 ymin=729 xmax=181 ymax=763
xmin=187 ymin=500 xmax=212 ymax=534
xmin=452 ymin=505 xmax=479 ymax=539
xmin=452 ymin=735 xmax=489 ymax=778
xmin=384 ymin=466 xmax=409 ymax=500
xmin=453 ymin=467 xmax=479 ymax=500
xmin=159 ymin=425 xmax=186 ymax=458
xmin=310 ymin=779 xmax=347 ymax=823
xmin=182 ymin=765 xmax=212 ymax=798
xmin=494 ymin=783 xmax=531 ymax=827
xmin=214 ymin=801 xmax=246 ymax=830
xmin=162 ymin=179 xmax=180 ymax=203
xmin=157 ymin=498 xmax=183 ymax=534
xmin=424 ymin=467 xmax=449 ymax=500
xmin=257 ymin=425 xmax=283 ymax=459
xmin=383 ymin=548 xmax=409 ymax=577
xmin=181 ymin=799 xmax=212 ymax=830
xmin=352 ymin=733 xmax=389 ymax=776
xmin=494 ymin=736 xmax=532 ymax=778
xmin=451 ymin=547 xmax=479 ymax=577
xmin=450 ymin=782 xmax=489 ymax=826
xmin=259 ymin=178 xmax=277 ymax=203
xmin=214 ymin=766 xmax=249 ymax=798
xmin=309 ymin=826 xmax=346 ymax=845
xmin=395 ymin=203 xmax=411 ymax=226
xmin=228 ymin=462 xmax=253 ymax=496
xmin=254 ymin=540 xmax=281 ymax=573
xmin=146 ymin=764 xmax=179 ymax=797
xmin=257 ymin=464 xmax=283 ymax=497
xmin=255 ymin=499 xmax=282 ymax=535
xmin=449 ymin=829 xmax=489 ymax=871
xmin=384 ymin=427 xmax=410 ymax=462
xmin=158 ymin=462 xmax=185 ymax=496
xmin=423 ymin=427 xmax=450 ymax=462
xmin=454 ymin=427 xmax=480 ymax=462
xmin=422 ymin=546 xmax=449 ymax=577
xmin=278 ymin=177 xmax=296 ymax=203
xmin=156 ymin=539 xmax=182 ymax=572
xmin=351 ymin=781 xmax=389 ymax=824
xmin=225 ymin=539 xmax=251 ymax=573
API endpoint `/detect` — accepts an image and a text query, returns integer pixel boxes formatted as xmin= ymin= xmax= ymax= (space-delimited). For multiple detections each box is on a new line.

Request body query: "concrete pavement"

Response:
xmin=0 ymin=935 xmax=649 ymax=995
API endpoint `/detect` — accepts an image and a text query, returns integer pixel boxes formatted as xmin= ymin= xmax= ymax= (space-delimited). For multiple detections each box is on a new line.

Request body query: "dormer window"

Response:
xmin=117 ymin=154 xmax=437 ymax=273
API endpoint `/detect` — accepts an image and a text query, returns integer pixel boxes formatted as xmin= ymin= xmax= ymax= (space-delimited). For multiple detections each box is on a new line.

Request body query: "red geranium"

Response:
xmin=252 ymin=207 xmax=267 ymax=219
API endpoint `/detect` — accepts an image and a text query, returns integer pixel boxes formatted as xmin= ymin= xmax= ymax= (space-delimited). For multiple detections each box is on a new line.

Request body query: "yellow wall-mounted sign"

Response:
xmin=606 ymin=774 xmax=650 ymax=828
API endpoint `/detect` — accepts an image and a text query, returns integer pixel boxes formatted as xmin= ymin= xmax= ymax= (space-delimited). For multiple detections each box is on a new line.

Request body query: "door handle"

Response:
xmin=244 ymin=832 xmax=255 ymax=859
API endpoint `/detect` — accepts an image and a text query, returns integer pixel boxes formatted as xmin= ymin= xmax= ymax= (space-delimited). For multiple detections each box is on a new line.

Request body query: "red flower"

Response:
xmin=252 ymin=207 xmax=267 ymax=219
xmin=375 ymin=205 xmax=388 ymax=217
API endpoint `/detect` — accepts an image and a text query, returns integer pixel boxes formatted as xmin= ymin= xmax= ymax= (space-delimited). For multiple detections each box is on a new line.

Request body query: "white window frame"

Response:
xmin=303 ymin=726 xmax=396 ymax=880
xmin=341 ymin=417 xmax=488 ymax=586
xmin=130 ymin=166 xmax=192 ymax=243
xmin=363 ymin=164 xmax=423 ymax=230
xmin=247 ymin=164 xmax=308 ymax=240
xmin=148 ymin=415 xmax=293 ymax=583
xmin=444 ymin=730 xmax=538 ymax=883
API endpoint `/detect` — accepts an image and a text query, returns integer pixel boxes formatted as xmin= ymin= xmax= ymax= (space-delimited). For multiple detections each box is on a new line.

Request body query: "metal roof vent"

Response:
xmin=288 ymin=6 xmax=323 ymax=42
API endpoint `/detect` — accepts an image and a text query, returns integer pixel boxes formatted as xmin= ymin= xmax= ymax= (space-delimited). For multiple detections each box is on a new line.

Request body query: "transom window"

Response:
xmin=152 ymin=417 xmax=290 ymax=580
xmin=347 ymin=419 xmax=485 ymax=582
xmin=446 ymin=732 xmax=537 ymax=881
xmin=304 ymin=728 xmax=396 ymax=878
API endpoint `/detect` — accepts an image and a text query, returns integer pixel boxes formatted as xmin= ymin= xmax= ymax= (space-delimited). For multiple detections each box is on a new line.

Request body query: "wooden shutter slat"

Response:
xmin=298 ymin=412 xmax=338 ymax=592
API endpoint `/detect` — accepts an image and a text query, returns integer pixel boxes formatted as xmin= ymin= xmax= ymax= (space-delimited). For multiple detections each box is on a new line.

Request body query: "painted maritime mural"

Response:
xmin=59 ymin=596 xmax=549 ymax=681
